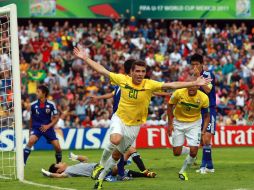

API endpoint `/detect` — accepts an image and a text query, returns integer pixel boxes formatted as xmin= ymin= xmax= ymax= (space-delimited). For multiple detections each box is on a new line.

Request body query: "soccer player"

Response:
xmin=73 ymin=46 xmax=211 ymax=189
xmin=190 ymin=54 xmax=216 ymax=173
xmin=23 ymin=85 xmax=62 ymax=165
xmin=90 ymin=58 xmax=157 ymax=179
xmin=167 ymin=75 xmax=210 ymax=180
xmin=41 ymin=152 xmax=154 ymax=179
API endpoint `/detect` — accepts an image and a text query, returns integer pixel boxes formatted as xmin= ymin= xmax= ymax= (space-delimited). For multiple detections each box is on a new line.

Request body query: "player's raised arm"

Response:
xmin=73 ymin=46 xmax=110 ymax=77
xmin=162 ymin=76 xmax=212 ymax=90
xmin=89 ymin=93 xmax=114 ymax=101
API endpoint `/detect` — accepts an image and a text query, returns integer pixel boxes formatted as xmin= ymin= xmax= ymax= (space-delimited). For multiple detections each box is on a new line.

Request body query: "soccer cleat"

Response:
xmin=196 ymin=167 xmax=207 ymax=174
xmin=142 ymin=169 xmax=157 ymax=178
xmin=179 ymin=172 xmax=188 ymax=181
xmin=205 ymin=168 xmax=215 ymax=173
xmin=93 ymin=179 xmax=103 ymax=189
xmin=91 ymin=164 xmax=104 ymax=180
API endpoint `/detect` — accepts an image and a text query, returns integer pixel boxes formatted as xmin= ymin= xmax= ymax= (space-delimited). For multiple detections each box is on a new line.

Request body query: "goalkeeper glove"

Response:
xmin=41 ymin=168 xmax=51 ymax=177
xmin=69 ymin=152 xmax=78 ymax=161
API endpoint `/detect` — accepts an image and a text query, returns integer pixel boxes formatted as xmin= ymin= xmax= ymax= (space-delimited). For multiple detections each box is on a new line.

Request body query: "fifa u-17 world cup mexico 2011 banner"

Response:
xmin=1 ymin=126 xmax=254 ymax=151
xmin=0 ymin=0 xmax=253 ymax=19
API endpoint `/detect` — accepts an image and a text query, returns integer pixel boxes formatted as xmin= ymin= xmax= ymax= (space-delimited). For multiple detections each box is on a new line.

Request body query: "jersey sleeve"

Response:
xmin=168 ymin=90 xmax=179 ymax=105
xmin=109 ymin=72 xmax=126 ymax=86
xmin=202 ymin=94 xmax=209 ymax=109
xmin=148 ymin=79 xmax=164 ymax=92
xmin=51 ymin=102 xmax=58 ymax=115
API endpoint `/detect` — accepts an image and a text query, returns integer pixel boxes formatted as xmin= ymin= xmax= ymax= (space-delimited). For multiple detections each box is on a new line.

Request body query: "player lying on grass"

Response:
xmin=41 ymin=152 xmax=155 ymax=180
xmin=167 ymin=75 xmax=210 ymax=181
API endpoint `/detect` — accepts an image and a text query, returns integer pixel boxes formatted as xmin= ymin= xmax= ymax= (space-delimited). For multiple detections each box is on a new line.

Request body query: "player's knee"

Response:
xmin=27 ymin=137 xmax=37 ymax=146
xmin=173 ymin=152 xmax=181 ymax=156
xmin=128 ymin=146 xmax=136 ymax=154
xmin=112 ymin=150 xmax=121 ymax=161
xmin=190 ymin=152 xmax=197 ymax=158
xmin=173 ymin=148 xmax=181 ymax=156
xmin=189 ymin=148 xmax=198 ymax=158
xmin=54 ymin=144 xmax=61 ymax=152
xmin=55 ymin=146 xmax=61 ymax=152
xmin=203 ymin=133 xmax=212 ymax=145
xmin=110 ymin=135 xmax=122 ymax=146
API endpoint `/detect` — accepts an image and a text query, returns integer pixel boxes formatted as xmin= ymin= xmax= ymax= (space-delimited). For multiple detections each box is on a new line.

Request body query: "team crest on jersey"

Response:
xmin=196 ymin=99 xmax=200 ymax=104
xmin=46 ymin=108 xmax=51 ymax=114
xmin=35 ymin=109 xmax=39 ymax=115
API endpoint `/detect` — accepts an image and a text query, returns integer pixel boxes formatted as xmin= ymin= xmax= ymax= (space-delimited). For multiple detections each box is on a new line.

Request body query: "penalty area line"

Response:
xmin=22 ymin=180 xmax=77 ymax=190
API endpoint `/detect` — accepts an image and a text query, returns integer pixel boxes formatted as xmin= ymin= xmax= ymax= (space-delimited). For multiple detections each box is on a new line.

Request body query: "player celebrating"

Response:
xmin=167 ymin=75 xmax=210 ymax=180
xmin=190 ymin=54 xmax=216 ymax=174
xmin=73 ymin=46 xmax=212 ymax=189
xmin=90 ymin=58 xmax=156 ymax=179
xmin=23 ymin=85 xmax=62 ymax=165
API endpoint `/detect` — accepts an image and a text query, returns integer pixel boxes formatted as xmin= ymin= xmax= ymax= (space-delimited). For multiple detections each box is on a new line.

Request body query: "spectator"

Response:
xmin=236 ymin=91 xmax=245 ymax=109
xmin=16 ymin=20 xmax=254 ymax=127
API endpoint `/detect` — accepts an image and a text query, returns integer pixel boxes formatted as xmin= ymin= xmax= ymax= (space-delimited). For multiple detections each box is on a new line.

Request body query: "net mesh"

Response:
xmin=0 ymin=12 xmax=16 ymax=179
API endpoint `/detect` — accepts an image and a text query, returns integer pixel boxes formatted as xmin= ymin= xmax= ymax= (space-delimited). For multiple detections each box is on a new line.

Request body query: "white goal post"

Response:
xmin=0 ymin=4 xmax=23 ymax=181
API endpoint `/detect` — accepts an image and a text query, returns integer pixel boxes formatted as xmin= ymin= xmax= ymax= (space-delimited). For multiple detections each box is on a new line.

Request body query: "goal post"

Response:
xmin=0 ymin=4 xmax=24 ymax=181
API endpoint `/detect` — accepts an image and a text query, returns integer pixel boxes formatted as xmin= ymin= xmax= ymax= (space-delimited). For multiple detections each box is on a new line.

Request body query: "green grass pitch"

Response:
xmin=0 ymin=148 xmax=254 ymax=190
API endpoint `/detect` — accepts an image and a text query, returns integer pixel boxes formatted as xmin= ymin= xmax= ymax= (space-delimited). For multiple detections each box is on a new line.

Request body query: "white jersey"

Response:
xmin=64 ymin=162 xmax=97 ymax=177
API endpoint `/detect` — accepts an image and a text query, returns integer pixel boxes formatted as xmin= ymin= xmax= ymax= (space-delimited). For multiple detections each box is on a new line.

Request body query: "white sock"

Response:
xmin=179 ymin=155 xmax=195 ymax=174
xmin=180 ymin=146 xmax=190 ymax=156
xmin=98 ymin=155 xmax=118 ymax=180
xmin=99 ymin=143 xmax=116 ymax=167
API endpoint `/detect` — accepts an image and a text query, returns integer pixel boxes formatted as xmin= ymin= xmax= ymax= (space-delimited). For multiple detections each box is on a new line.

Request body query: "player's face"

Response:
xmin=55 ymin=162 xmax=67 ymax=173
xmin=191 ymin=61 xmax=202 ymax=74
xmin=36 ymin=89 xmax=44 ymax=99
xmin=188 ymin=85 xmax=199 ymax=96
xmin=131 ymin=65 xmax=146 ymax=85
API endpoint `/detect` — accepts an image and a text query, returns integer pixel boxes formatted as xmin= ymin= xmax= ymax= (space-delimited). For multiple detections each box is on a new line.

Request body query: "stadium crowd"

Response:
xmin=13 ymin=18 xmax=254 ymax=128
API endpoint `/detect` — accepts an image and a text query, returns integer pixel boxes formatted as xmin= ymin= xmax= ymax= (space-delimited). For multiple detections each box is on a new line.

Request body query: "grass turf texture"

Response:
xmin=0 ymin=148 xmax=253 ymax=190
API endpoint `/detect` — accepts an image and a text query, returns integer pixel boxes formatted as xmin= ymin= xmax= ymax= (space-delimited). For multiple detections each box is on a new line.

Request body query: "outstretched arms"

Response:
xmin=162 ymin=76 xmax=212 ymax=90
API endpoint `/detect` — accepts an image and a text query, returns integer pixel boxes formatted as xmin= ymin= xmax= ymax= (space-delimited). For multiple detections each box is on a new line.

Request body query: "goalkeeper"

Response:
xmin=41 ymin=152 xmax=154 ymax=180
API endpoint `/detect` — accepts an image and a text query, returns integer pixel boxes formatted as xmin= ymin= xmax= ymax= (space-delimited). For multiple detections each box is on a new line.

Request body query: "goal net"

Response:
xmin=0 ymin=4 xmax=23 ymax=181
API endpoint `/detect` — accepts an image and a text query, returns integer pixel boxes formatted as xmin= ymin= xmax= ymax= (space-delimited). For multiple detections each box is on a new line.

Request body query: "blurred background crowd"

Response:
xmin=5 ymin=17 xmax=254 ymax=128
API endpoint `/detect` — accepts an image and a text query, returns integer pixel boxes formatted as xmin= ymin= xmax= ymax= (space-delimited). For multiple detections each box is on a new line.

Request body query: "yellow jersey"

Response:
xmin=109 ymin=72 xmax=164 ymax=126
xmin=169 ymin=88 xmax=209 ymax=122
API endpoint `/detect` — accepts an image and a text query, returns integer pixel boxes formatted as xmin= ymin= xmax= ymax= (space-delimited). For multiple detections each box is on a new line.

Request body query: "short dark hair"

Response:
xmin=190 ymin=54 xmax=203 ymax=64
xmin=124 ymin=58 xmax=136 ymax=74
xmin=38 ymin=85 xmax=49 ymax=97
xmin=131 ymin=60 xmax=146 ymax=71
xmin=49 ymin=163 xmax=58 ymax=173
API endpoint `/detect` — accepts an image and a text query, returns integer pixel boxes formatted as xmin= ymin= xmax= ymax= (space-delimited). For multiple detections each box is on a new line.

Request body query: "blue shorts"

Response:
xmin=202 ymin=107 xmax=216 ymax=134
xmin=31 ymin=127 xmax=58 ymax=143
